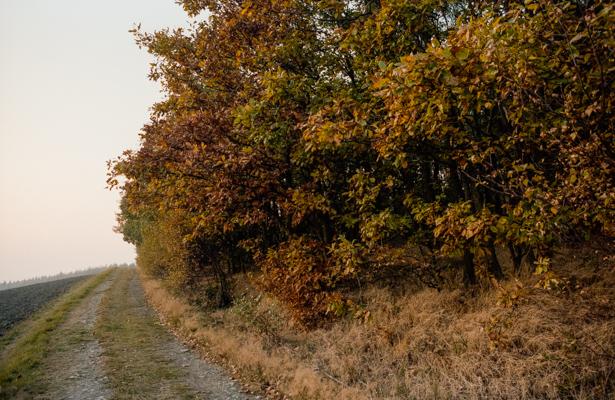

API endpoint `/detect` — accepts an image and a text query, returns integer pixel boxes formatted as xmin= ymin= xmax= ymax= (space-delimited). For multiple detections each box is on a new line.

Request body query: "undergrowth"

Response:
xmin=140 ymin=242 xmax=615 ymax=399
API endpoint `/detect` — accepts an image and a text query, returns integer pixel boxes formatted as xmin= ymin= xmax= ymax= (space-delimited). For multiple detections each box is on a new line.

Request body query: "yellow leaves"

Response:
xmin=384 ymin=175 xmax=395 ymax=189
xmin=482 ymin=67 xmax=498 ymax=81
xmin=455 ymin=48 xmax=470 ymax=62
xmin=372 ymin=77 xmax=389 ymax=90
xmin=463 ymin=219 xmax=485 ymax=240
xmin=533 ymin=256 xmax=551 ymax=275
xmin=396 ymin=155 xmax=409 ymax=169
xmin=533 ymin=257 xmax=566 ymax=290
xmin=239 ymin=1 xmax=254 ymax=17
xmin=525 ymin=3 xmax=540 ymax=13
xmin=289 ymin=188 xmax=334 ymax=227
xmin=496 ymin=279 xmax=527 ymax=308
xmin=329 ymin=236 xmax=363 ymax=280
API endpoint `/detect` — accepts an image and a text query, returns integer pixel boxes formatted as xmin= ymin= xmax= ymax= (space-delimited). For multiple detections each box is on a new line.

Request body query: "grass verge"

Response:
xmin=140 ymin=243 xmax=615 ymax=399
xmin=0 ymin=269 xmax=113 ymax=399
xmin=139 ymin=270 xmax=338 ymax=399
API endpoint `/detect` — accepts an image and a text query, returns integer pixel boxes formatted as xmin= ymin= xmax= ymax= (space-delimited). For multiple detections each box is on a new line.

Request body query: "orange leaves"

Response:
xmin=258 ymin=237 xmax=344 ymax=326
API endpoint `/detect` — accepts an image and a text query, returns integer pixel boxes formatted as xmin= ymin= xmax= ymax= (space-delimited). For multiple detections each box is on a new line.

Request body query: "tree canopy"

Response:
xmin=110 ymin=0 xmax=614 ymax=324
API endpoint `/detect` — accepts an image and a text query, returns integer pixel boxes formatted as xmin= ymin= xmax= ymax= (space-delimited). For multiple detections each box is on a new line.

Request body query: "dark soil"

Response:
xmin=0 ymin=276 xmax=90 ymax=336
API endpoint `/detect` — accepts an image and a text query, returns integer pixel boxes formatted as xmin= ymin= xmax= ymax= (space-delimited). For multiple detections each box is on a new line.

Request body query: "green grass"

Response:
xmin=0 ymin=269 xmax=113 ymax=399
xmin=0 ymin=319 xmax=30 ymax=358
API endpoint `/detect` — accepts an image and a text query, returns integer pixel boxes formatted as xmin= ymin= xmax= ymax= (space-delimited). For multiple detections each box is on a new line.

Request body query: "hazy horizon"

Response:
xmin=0 ymin=0 xmax=193 ymax=281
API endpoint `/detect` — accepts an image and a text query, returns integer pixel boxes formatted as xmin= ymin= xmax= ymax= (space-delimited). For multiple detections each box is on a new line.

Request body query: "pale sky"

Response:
xmin=0 ymin=0 xmax=193 ymax=281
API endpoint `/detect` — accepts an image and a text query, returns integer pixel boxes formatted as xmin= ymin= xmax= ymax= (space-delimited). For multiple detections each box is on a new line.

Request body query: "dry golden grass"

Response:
xmin=139 ymin=241 xmax=615 ymax=399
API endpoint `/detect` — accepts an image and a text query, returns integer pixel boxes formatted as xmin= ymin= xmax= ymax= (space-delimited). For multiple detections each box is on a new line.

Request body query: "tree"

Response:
xmin=110 ymin=0 xmax=614 ymax=322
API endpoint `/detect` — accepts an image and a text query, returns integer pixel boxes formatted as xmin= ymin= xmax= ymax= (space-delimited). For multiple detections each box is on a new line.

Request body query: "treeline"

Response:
xmin=109 ymin=0 xmax=613 ymax=324
xmin=0 ymin=264 xmax=131 ymax=291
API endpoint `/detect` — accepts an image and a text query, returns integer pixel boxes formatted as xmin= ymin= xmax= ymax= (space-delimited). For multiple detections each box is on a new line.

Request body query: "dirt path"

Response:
xmin=33 ymin=273 xmax=115 ymax=400
xmin=96 ymin=268 xmax=255 ymax=400
xmin=32 ymin=268 xmax=255 ymax=400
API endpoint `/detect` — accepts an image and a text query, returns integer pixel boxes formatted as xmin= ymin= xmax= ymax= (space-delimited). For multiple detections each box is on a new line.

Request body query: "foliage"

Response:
xmin=110 ymin=0 xmax=614 ymax=324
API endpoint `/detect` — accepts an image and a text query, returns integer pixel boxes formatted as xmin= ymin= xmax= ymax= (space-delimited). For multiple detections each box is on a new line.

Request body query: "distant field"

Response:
xmin=0 ymin=276 xmax=90 ymax=336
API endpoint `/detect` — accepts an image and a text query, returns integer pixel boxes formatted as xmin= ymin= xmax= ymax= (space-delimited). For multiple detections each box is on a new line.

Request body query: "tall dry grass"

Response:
xmin=139 ymin=242 xmax=615 ymax=399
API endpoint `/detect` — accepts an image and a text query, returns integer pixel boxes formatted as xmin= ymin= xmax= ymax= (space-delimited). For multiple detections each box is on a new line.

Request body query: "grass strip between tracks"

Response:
xmin=95 ymin=268 xmax=195 ymax=399
xmin=0 ymin=269 xmax=114 ymax=399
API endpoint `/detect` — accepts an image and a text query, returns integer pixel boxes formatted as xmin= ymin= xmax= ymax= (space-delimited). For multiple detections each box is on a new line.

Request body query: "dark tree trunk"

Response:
xmin=447 ymin=165 xmax=464 ymax=202
xmin=451 ymin=168 xmax=477 ymax=287
xmin=487 ymin=239 xmax=504 ymax=280
xmin=525 ymin=248 xmax=536 ymax=271
xmin=508 ymin=242 xmax=525 ymax=275
xmin=421 ymin=159 xmax=435 ymax=202
xmin=212 ymin=262 xmax=232 ymax=308
xmin=463 ymin=248 xmax=477 ymax=286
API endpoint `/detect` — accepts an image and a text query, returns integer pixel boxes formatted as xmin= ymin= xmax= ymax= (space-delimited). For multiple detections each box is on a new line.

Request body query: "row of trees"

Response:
xmin=0 ymin=265 xmax=128 ymax=291
xmin=109 ymin=0 xmax=614 ymax=324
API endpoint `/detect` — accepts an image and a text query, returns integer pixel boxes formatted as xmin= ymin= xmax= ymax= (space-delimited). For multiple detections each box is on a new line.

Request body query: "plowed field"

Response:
xmin=0 ymin=276 xmax=89 ymax=336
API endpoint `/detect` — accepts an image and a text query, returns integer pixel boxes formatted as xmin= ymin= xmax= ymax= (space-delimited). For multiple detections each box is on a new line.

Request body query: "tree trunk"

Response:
xmin=463 ymin=248 xmax=477 ymax=286
xmin=212 ymin=262 xmax=232 ymax=308
xmin=525 ymin=248 xmax=536 ymax=272
xmin=421 ymin=159 xmax=435 ymax=202
xmin=487 ymin=239 xmax=504 ymax=280
xmin=507 ymin=242 xmax=525 ymax=275
xmin=447 ymin=165 xmax=464 ymax=202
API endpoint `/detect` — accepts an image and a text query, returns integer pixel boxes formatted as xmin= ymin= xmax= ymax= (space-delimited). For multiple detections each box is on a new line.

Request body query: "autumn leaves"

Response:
xmin=109 ymin=0 xmax=614 ymax=323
